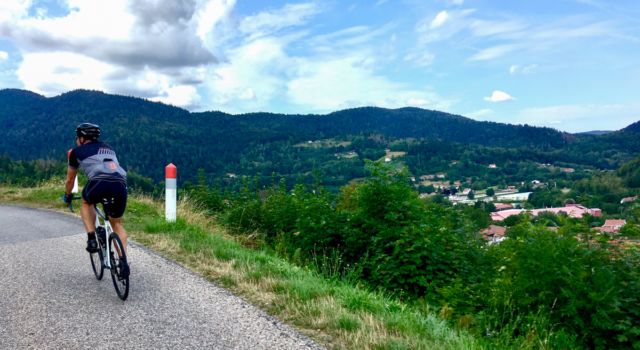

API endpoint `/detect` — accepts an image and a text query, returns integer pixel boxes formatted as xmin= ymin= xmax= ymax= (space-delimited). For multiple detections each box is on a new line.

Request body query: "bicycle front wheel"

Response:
xmin=108 ymin=233 xmax=129 ymax=300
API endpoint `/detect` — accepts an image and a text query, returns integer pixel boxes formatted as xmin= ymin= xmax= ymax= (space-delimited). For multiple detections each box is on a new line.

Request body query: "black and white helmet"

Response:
xmin=76 ymin=123 xmax=101 ymax=140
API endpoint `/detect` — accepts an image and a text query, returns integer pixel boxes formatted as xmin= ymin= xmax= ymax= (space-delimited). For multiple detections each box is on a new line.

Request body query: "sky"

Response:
xmin=0 ymin=0 xmax=639 ymax=132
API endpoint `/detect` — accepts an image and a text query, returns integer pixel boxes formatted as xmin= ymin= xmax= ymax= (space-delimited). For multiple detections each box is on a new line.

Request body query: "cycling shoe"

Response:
xmin=118 ymin=258 xmax=130 ymax=279
xmin=86 ymin=236 xmax=98 ymax=253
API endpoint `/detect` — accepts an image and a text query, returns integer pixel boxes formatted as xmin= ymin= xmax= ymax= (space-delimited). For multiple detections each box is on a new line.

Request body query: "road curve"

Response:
xmin=0 ymin=204 xmax=322 ymax=350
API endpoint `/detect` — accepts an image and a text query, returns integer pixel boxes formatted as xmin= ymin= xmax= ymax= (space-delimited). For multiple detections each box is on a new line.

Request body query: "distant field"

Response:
xmin=385 ymin=150 xmax=407 ymax=158
xmin=293 ymin=139 xmax=352 ymax=148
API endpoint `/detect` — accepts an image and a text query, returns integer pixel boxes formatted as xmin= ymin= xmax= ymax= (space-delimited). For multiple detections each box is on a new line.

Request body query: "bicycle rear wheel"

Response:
xmin=108 ymin=233 xmax=129 ymax=300
xmin=89 ymin=227 xmax=106 ymax=280
xmin=89 ymin=248 xmax=104 ymax=280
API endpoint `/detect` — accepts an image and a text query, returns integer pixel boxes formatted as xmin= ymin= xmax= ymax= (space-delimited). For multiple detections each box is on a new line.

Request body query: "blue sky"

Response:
xmin=0 ymin=0 xmax=639 ymax=132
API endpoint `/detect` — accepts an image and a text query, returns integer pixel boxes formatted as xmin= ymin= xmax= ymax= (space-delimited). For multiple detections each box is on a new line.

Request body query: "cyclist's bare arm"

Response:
xmin=65 ymin=166 xmax=77 ymax=195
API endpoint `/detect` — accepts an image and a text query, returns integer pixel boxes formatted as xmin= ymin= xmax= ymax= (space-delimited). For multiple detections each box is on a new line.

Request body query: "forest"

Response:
xmin=1 ymin=88 xmax=639 ymax=190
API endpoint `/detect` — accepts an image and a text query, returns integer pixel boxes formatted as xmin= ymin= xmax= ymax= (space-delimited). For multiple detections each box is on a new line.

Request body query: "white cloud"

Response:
xmin=470 ymin=45 xmax=520 ymax=61
xmin=286 ymin=54 xmax=453 ymax=112
xmin=467 ymin=108 xmax=493 ymax=119
xmin=205 ymin=37 xmax=291 ymax=112
xmin=310 ymin=24 xmax=394 ymax=53
xmin=0 ymin=0 xmax=234 ymax=109
xmin=468 ymin=19 xmax=526 ymax=37
xmin=17 ymin=52 xmax=113 ymax=94
xmin=239 ymin=2 xmax=320 ymax=39
xmin=414 ymin=8 xmax=621 ymax=64
xmin=484 ymin=90 xmax=514 ymax=102
xmin=403 ymin=51 xmax=434 ymax=67
xmin=150 ymin=85 xmax=201 ymax=108
xmin=516 ymin=104 xmax=640 ymax=132
xmin=203 ymin=4 xmax=437 ymax=114
xmin=430 ymin=11 xmax=449 ymax=29
xmin=196 ymin=0 xmax=236 ymax=47
xmin=510 ymin=64 xmax=538 ymax=75
xmin=0 ymin=51 xmax=8 ymax=60
xmin=415 ymin=9 xmax=475 ymax=44
xmin=0 ymin=0 xmax=31 ymax=22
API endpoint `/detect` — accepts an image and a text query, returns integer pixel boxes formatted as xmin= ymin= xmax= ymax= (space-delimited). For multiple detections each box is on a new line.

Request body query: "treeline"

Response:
xmin=0 ymin=156 xmax=61 ymax=186
xmin=2 ymin=89 xmax=640 ymax=189
xmin=0 ymin=156 xmax=159 ymax=195
xmin=185 ymin=161 xmax=640 ymax=349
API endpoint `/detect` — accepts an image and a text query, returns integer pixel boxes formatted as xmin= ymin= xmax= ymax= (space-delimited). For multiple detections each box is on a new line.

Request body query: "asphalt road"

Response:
xmin=0 ymin=204 xmax=322 ymax=350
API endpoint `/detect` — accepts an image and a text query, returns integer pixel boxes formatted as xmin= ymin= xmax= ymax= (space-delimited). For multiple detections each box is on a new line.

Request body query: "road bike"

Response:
xmin=68 ymin=198 xmax=129 ymax=300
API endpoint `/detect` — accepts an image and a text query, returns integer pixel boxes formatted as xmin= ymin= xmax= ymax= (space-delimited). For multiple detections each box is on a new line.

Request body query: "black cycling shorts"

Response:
xmin=82 ymin=179 xmax=128 ymax=218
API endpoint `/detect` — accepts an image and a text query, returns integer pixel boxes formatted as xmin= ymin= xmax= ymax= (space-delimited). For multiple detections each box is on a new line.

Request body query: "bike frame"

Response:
xmin=94 ymin=205 xmax=114 ymax=269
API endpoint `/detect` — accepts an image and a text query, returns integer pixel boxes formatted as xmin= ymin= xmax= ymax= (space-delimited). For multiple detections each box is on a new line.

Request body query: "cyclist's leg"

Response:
xmin=104 ymin=180 xmax=128 ymax=254
xmin=81 ymin=181 xmax=99 ymax=252
xmin=108 ymin=217 xmax=127 ymax=253
xmin=80 ymin=199 xmax=97 ymax=233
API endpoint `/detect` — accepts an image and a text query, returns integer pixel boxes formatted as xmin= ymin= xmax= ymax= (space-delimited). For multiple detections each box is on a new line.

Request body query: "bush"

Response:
xmin=212 ymin=162 xmax=640 ymax=349
xmin=479 ymin=223 xmax=640 ymax=349
xmin=338 ymin=162 xmax=485 ymax=300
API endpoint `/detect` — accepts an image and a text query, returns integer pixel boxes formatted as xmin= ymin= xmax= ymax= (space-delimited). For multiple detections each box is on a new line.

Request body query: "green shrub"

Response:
xmin=479 ymin=223 xmax=640 ymax=349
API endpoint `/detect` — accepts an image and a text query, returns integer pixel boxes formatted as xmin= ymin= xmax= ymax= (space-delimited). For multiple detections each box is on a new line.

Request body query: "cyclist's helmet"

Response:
xmin=76 ymin=123 xmax=101 ymax=140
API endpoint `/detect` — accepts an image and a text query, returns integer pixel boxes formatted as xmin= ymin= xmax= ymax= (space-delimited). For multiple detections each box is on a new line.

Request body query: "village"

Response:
xmin=410 ymin=164 xmax=637 ymax=246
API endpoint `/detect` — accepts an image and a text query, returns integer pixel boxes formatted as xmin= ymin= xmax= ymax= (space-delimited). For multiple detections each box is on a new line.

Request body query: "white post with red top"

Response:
xmin=165 ymin=163 xmax=177 ymax=222
xmin=67 ymin=149 xmax=78 ymax=193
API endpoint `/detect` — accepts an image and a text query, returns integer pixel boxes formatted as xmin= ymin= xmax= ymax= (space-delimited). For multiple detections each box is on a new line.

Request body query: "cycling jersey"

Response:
xmin=68 ymin=141 xmax=127 ymax=181
xmin=69 ymin=141 xmax=128 ymax=218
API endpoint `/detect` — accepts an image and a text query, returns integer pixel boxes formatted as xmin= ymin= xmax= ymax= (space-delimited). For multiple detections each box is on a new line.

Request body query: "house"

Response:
xmin=488 ymin=163 xmax=497 ymax=169
xmin=620 ymin=196 xmax=639 ymax=204
xmin=495 ymin=192 xmax=532 ymax=201
xmin=596 ymin=219 xmax=627 ymax=234
xmin=461 ymin=188 xmax=471 ymax=195
xmin=491 ymin=204 xmax=602 ymax=222
xmin=531 ymin=204 xmax=599 ymax=219
xmin=530 ymin=180 xmax=546 ymax=189
xmin=491 ymin=209 xmax=525 ymax=221
xmin=481 ymin=225 xmax=507 ymax=243
xmin=494 ymin=203 xmax=514 ymax=211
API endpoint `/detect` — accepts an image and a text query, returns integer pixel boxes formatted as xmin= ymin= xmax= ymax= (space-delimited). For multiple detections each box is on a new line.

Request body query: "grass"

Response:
xmin=0 ymin=181 xmax=482 ymax=350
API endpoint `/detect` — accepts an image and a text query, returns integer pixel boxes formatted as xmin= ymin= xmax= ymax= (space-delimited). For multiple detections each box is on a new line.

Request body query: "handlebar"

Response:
xmin=66 ymin=195 xmax=82 ymax=212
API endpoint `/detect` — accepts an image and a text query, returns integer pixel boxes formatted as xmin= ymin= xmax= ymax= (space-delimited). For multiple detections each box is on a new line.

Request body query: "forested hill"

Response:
xmin=0 ymin=88 xmax=638 ymax=184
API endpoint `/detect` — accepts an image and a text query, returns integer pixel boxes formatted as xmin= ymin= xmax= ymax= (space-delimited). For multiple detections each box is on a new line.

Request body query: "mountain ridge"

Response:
xmin=0 ymin=88 xmax=638 ymax=183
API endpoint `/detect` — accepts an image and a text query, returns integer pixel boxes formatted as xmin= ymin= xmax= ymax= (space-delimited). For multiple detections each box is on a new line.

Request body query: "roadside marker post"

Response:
xmin=165 ymin=163 xmax=177 ymax=222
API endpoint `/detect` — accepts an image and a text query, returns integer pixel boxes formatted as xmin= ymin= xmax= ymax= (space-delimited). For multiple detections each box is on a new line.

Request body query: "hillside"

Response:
xmin=0 ymin=89 xmax=638 ymax=186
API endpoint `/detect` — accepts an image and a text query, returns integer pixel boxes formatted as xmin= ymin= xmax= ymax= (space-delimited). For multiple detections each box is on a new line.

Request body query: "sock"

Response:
xmin=87 ymin=231 xmax=96 ymax=240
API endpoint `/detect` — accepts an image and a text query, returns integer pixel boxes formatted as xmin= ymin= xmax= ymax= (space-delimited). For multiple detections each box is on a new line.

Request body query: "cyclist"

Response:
xmin=63 ymin=123 xmax=129 ymax=277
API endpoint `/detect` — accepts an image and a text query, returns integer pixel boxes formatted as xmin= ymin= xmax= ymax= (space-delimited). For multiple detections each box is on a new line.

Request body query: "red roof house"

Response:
xmin=481 ymin=225 xmax=507 ymax=243
xmin=596 ymin=219 xmax=627 ymax=234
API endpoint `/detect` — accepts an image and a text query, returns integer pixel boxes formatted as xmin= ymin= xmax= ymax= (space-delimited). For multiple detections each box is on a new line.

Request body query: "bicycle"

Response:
xmin=68 ymin=197 xmax=130 ymax=300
